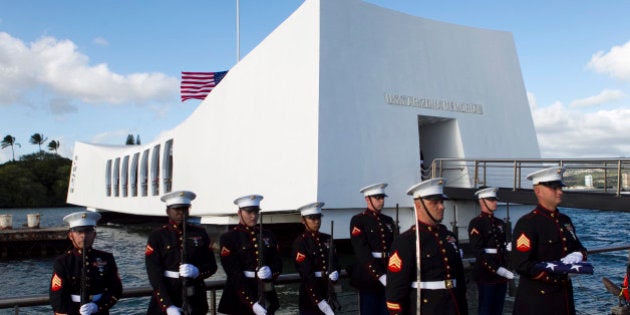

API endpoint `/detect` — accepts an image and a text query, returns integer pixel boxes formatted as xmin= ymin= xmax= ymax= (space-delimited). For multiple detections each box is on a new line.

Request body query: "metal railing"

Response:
xmin=2 ymin=246 xmax=630 ymax=313
xmin=0 ymin=272 xmax=308 ymax=314
xmin=431 ymin=158 xmax=630 ymax=197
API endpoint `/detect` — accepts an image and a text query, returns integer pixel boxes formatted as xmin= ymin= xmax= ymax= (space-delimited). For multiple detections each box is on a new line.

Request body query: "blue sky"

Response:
xmin=1 ymin=0 xmax=630 ymax=162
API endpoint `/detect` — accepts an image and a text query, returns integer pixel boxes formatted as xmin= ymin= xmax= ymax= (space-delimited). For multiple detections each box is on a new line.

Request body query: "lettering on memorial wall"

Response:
xmin=384 ymin=93 xmax=483 ymax=114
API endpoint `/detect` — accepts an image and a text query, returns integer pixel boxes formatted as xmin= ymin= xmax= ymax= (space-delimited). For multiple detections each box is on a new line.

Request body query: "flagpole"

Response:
xmin=236 ymin=0 xmax=240 ymax=62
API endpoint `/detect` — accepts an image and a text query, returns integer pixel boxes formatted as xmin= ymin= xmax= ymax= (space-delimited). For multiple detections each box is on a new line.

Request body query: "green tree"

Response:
xmin=48 ymin=140 xmax=60 ymax=154
xmin=1 ymin=135 xmax=21 ymax=162
xmin=30 ymin=133 xmax=48 ymax=154
xmin=136 ymin=134 xmax=141 ymax=145
xmin=126 ymin=134 xmax=135 ymax=145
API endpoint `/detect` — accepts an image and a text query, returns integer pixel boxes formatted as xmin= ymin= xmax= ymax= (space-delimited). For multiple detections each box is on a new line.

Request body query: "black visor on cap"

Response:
xmin=240 ymin=206 xmax=260 ymax=212
xmin=71 ymin=226 xmax=95 ymax=232
xmin=304 ymin=214 xmax=322 ymax=220
xmin=539 ymin=180 xmax=565 ymax=188
xmin=422 ymin=194 xmax=446 ymax=201
xmin=168 ymin=204 xmax=190 ymax=209
xmin=371 ymin=194 xmax=387 ymax=199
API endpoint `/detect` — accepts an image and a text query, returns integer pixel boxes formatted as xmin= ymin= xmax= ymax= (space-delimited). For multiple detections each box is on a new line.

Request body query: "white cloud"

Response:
xmin=570 ymin=89 xmax=625 ymax=108
xmin=527 ymin=92 xmax=538 ymax=110
xmin=587 ymin=40 xmax=630 ymax=81
xmin=90 ymin=129 xmax=133 ymax=145
xmin=92 ymin=37 xmax=109 ymax=46
xmin=0 ymin=32 xmax=178 ymax=108
xmin=531 ymin=99 xmax=630 ymax=157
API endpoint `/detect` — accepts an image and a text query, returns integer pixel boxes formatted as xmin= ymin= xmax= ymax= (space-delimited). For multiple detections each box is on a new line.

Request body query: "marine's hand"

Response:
xmin=378 ymin=274 xmax=387 ymax=286
xmin=496 ymin=267 xmax=515 ymax=279
xmin=252 ymin=302 xmax=267 ymax=315
xmin=179 ymin=263 xmax=200 ymax=278
xmin=257 ymin=266 xmax=272 ymax=280
xmin=329 ymin=270 xmax=339 ymax=282
xmin=166 ymin=305 xmax=181 ymax=315
xmin=505 ymin=242 xmax=512 ymax=252
xmin=561 ymin=252 xmax=583 ymax=264
xmin=79 ymin=302 xmax=98 ymax=315
xmin=317 ymin=300 xmax=335 ymax=315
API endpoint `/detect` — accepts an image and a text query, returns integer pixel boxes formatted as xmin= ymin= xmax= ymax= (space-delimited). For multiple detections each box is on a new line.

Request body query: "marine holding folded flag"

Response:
xmin=386 ymin=178 xmax=468 ymax=315
xmin=49 ymin=211 xmax=123 ymax=315
xmin=145 ymin=191 xmax=218 ymax=315
xmin=218 ymin=194 xmax=283 ymax=315
xmin=468 ymin=187 xmax=513 ymax=315
xmin=292 ymin=201 xmax=341 ymax=315
xmin=511 ymin=167 xmax=590 ymax=315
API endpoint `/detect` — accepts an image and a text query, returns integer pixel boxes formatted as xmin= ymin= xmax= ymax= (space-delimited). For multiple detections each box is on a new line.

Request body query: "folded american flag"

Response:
xmin=533 ymin=261 xmax=594 ymax=275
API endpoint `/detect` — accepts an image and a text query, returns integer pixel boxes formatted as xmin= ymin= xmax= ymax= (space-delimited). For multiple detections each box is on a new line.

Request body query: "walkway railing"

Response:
xmin=2 ymin=246 xmax=629 ymax=313
xmin=431 ymin=158 xmax=630 ymax=197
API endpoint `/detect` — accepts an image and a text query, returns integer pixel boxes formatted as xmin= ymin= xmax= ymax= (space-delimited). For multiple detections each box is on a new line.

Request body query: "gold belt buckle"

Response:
xmin=444 ymin=279 xmax=454 ymax=289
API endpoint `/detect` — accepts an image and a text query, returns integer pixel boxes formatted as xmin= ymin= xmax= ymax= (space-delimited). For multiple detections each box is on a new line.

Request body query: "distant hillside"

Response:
xmin=0 ymin=153 xmax=71 ymax=208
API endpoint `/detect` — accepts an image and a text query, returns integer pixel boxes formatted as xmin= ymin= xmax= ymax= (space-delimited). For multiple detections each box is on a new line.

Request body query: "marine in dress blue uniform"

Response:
xmin=218 ymin=194 xmax=283 ymax=315
xmin=145 ymin=191 xmax=218 ymax=315
xmin=50 ymin=211 xmax=123 ymax=315
xmin=386 ymin=178 xmax=468 ymax=315
xmin=468 ymin=187 xmax=514 ymax=315
xmin=350 ymin=183 xmax=395 ymax=315
xmin=512 ymin=167 xmax=588 ymax=315
xmin=292 ymin=202 xmax=341 ymax=315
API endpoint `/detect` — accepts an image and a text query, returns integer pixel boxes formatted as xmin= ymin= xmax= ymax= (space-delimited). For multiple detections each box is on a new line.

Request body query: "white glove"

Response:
xmin=179 ymin=263 xmax=200 ymax=278
xmin=561 ymin=251 xmax=583 ymax=264
xmin=166 ymin=305 xmax=181 ymax=315
xmin=378 ymin=274 xmax=387 ymax=286
xmin=79 ymin=302 xmax=98 ymax=315
xmin=317 ymin=300 xmax=335 ymax=315
xmin=252 ymin=302 xmax=267 ymax=315
xmin=496 ymin=267 xmax=515 ymax=279
xmin=329 ymin=270 xmax=339 ymax=282
xmin=505 ymin=242 xmax=512 ymax=252
xmin=257 ymin=265 xmax=272 ymax=280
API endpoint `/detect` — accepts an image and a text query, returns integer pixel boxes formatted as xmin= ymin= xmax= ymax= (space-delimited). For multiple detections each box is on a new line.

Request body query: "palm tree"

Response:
xmin=30 ymin=133 xmax=48 ymax=154
xmin=1 ymin=135 xmax=21 ymax=161
xmin=48 ymin=140 xmax=60 ymax=154
xmin=125 ymin=134 xmax=135 ymax=145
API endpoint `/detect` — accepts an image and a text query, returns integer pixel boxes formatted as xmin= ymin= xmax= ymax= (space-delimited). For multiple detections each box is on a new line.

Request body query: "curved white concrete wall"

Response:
xmin=67 ymin=0 xmax=539 ymax=227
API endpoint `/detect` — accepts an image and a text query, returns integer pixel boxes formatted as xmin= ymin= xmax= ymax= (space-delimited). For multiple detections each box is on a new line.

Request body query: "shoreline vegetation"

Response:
xmin=0 ymin=152 xmax=71 ymax=208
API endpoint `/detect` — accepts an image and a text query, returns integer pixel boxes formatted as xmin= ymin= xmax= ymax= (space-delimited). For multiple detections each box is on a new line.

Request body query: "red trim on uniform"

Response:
xmin=51 ymin=272 xmax=63 ymax=291
xmin=145 ymin=244 xmax=154 ymax=256
xmin=388 ymin=251 xmax=402 ymax=272
xmin=386 ymin=301 xmax=401 ymax=310
xmin=295 ymin=252 xmax=306 ymax=263
xmin=623 ymin=274 xmax=629 ymax=301
xmin=220 ymin=246 xmax=231 ymax=257
xmin=516 ymin=233 xmax=531 ymax=252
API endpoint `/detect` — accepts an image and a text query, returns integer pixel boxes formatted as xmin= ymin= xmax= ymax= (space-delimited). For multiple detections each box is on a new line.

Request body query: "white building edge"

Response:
xmin=67 ymin=0 xmax=540 ymax=240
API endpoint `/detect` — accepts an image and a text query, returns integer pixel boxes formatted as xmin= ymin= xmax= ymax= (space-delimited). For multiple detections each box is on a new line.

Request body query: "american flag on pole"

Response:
xmin=180 ymin=71 xmax=228 ymax=102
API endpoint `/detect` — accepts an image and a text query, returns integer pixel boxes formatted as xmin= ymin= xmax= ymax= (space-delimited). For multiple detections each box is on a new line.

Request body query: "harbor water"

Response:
xmin=1 ymin=206 xmax=629 ymax=315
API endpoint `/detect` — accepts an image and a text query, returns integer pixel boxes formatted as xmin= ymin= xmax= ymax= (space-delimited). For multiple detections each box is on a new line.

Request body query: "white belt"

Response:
xmin=484 ymin=248 xmax=498 ymax=254
xmin=164 ymin=270 xmax=179 ymax=279
xmin=372 ymin=252 xmax=387 ymax=258
xmin=411 ymin=279 xmax=456 ymax=290
xmin=71 ymin=293 xmax=102 ymax=303
xmin=243 ymin=271 xmax=256 ymax=278
xmin=314 ymin=271 xmax=324 ymax=277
